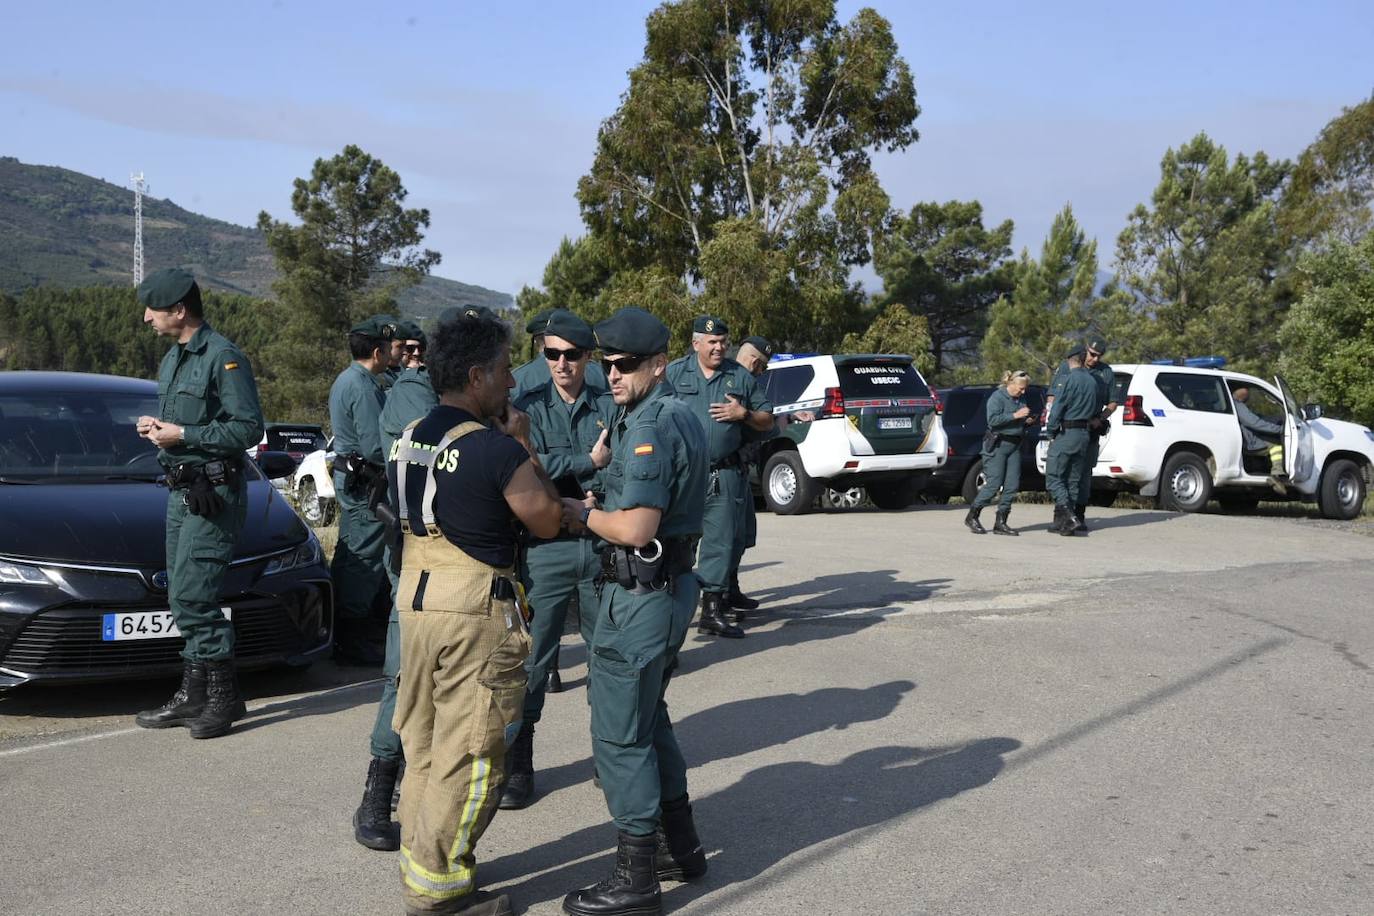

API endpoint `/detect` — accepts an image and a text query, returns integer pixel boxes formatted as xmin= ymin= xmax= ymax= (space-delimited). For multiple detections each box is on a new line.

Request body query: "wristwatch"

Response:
xmin=580 ymin=505 xmax=593 ymax=526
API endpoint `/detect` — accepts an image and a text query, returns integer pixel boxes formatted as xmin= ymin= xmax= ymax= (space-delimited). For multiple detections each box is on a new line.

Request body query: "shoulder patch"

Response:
xmin=224 ymin=361 xmax=239 ymax=370
xmin=634 ymin=444 xmax=654 ymax=456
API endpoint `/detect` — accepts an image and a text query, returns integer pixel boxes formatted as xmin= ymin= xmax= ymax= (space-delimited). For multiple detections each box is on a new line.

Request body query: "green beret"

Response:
xmin=137 ymin=267 xmax=198 ymax=311
xmin=1086 ymin=336 xmax=1108 ymax=354
xmin=741 ymin=335 xmax=773 ymax=357
xmin=439 ymin=304 xmax=494 ymax=323
xmin=692 ymin=315 xmax=729 ymax=336
xmin=595 ymin=307 xmax=670 ymax=356
xmin=1066 ymin=344 xmax=1086 ymax=359
xmin=525 ymin=307 xmax=557 ymax=335
xmin=542 ymin=309 xmax=595 ymax=350
xmin=397 ymin=320 xmax=425 ymax=341
xmin=351 ymin=315 xmax=399 ymax=340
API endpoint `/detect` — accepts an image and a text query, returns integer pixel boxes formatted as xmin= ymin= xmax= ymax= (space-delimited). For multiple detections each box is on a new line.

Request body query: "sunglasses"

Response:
xmin=404 ymin=344 xmax=423 ymax=353
xmin=601 ymin=354 xmax=649 ymax=375
xmin=543 ymin=346 xmax=586 ymax=363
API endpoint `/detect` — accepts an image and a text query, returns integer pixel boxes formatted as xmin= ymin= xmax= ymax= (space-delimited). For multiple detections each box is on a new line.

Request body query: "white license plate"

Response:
xmin=101 ymin=608 xmax=232 ymax=641
xmin=878 ymin=417 xmax=914 ymax=430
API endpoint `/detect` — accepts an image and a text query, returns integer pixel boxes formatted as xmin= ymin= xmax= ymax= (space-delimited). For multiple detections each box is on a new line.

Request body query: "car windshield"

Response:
xmin=0 ymin=390 xmax=164 ymax=482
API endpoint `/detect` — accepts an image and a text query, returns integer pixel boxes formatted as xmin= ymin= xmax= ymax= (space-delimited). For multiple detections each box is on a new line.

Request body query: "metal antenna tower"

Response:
xmin=130 ymin=172 xmax=146 ymax=285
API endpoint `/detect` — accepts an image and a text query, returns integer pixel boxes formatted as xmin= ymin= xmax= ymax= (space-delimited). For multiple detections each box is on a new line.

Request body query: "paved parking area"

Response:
xmin=2 ymin=503 xmax=1371 ymax=915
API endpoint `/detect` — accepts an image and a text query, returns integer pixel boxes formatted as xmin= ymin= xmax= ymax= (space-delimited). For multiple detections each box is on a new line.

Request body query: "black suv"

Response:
xmin=926 ymin=384 xmax=1047 ymax=503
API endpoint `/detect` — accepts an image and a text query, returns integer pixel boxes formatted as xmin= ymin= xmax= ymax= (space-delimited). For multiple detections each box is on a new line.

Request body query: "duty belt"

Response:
xmin=160 ymin=458 xmax=241 ymax=490
xmin=710 ymin=453 xmax=745 ymax=471
xmin=596 ymin=536 xmax=698 ymax=596
xmin=1061 ymin=420 xmax=1091 ymax=429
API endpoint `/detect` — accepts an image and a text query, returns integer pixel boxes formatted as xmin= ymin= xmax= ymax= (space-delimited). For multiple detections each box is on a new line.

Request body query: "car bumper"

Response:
xmin=0 ymin=576 xmax=334 ymax=688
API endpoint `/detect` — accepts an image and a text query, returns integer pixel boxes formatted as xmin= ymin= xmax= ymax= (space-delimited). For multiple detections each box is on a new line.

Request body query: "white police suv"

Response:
xmin=756 ymin=354 xmax=947 ymax=514
xmin=1036 ymin=358 xmax=1373 ymax=519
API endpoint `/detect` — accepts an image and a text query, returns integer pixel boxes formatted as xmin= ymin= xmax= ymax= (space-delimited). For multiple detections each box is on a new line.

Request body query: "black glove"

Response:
xmin=185 ymin=475 xmax=225 ymax=517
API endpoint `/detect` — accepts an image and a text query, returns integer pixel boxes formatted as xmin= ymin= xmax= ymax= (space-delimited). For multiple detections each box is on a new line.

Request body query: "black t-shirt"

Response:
xmin=396 ymin=405 xmax=529 ymax=567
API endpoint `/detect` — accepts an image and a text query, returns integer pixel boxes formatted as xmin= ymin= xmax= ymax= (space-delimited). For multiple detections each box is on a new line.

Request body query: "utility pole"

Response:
xmin=130 ymin=172 xmax=146 ymax=285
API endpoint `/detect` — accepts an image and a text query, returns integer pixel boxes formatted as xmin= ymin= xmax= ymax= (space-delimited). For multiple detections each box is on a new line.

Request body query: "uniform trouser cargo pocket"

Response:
xmin=588 ymin=649 xmax=658 ymax=746
xmin=471 ymin=616 xmax=531 ymax=756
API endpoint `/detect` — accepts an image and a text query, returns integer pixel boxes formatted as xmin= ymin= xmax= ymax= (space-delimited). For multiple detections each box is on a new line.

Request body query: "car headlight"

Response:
xmin=0 ymin=559 xmax=55 ymax=585
xmin=262 ymin=533 xmax=324 ymax=577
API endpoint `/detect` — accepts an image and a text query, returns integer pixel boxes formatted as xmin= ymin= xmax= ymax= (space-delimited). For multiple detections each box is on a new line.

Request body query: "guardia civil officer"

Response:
xmin=1047 ymin=337 xmax=1116 ymax=531
xmin=398 ymin=320 xmax=427 ymax=371
xmin=329 ymin=315 xmax=399 ymax=665
xmin=557 ymin=307 xmax=710 ymax=916
xmin=965 ymin=370 xmax=1036 ymax=536
xmin=500 ymin=309 xmax=617 ymax=811
xmin=133 ymin=268 xmax=265 ymax=739
xmin=725 ymin=334 xmax=775 ymax=616
xmin=352 ymin=311 xmax=455 ymax=851
xmin=390 ymin=309 xmax=564 ymax=916
xmin=665 ymin=317 xmax=773 ymax=638
xmin=1044 ymin=346 xmax=1103 ymax=536
xmin=513 ymin=307 xmax=608 ymax=402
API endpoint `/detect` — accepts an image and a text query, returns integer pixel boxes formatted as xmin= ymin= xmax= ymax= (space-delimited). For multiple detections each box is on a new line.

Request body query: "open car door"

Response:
xmin=1275 ymin=375 xmax=1316 ymax=486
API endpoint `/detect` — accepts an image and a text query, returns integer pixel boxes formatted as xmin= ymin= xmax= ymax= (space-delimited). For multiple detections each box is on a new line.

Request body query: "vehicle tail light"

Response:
xmin=256 ymin=443 xmax=268 ymax=457
xmin=843 ymin=461 xmax=859 ymax=469
xmin=930 ymin=389 xmax=943 ymax=414
xmin=820 ymin=387 xmax=845 ymax=418
xmin=947 ymin=446 xmax=955 ymax=457
xmin=1122 ymin=395 xmax=1153 ymax=426
xmin=1039 ymin=404 xmax=1050 ymax=425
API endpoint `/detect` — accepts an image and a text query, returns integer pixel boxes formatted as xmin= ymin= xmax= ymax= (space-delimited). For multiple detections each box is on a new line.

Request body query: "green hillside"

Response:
xmin=0 ymin=156 xmax=513 ymax=316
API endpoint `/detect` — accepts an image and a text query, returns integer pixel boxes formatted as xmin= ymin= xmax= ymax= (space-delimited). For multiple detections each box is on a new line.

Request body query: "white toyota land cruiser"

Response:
xmin=1037 ymin=358 xmax=1374 ymax=519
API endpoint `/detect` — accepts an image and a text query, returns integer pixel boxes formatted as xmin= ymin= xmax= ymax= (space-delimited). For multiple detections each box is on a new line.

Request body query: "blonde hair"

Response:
xmin=1001 ymin=369 xmax=1030 ymax=387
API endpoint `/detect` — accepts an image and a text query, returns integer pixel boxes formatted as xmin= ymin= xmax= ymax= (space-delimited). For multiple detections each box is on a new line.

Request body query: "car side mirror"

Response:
xmin=1302 ymin=404 xmax=1323 ymax=421
xmin=256 ymin=450 xmax=298 ymax=480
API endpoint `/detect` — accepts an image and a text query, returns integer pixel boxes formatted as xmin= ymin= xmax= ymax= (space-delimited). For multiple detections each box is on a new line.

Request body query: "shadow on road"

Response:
xmin=1016 ymin=510 xmax=1182 ymax=533
xmin=535 ymin=680 xmax=918 ymax=797
xmin=485 ymin=738 xmax=1020 ymax=910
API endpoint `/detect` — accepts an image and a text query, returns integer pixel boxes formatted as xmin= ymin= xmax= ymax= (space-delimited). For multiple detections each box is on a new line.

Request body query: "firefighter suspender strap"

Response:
xmin=393 ymin=420 xmax=486 ymax=535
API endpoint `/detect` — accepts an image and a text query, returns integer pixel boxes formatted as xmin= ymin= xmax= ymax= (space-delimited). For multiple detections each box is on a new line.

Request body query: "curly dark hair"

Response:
xmin=429 ymin=311 xmax=512 ymax=394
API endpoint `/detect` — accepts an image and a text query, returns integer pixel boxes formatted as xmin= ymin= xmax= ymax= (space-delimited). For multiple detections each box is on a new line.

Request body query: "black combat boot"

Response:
xmin=727 ymin=572 xmax=760 ymax=611
xmin=993 ymin=509 xmax=1018 ymax=536
xmin=499 ymin=722 xmax=535 ymax=810
xmin=135 ymin=660 xmax=207 ymax=729
xmin=696 ymin=592 xmax=744 ymax=639
xmin=655 ymin=794 xmax=707 ymax=882
xmin=964 ymin=506 xmax=987 ymax=534
xmin=353 ymin=756 xmax=402 ymax=850
xmin=546 ymin=667 xmax=564 ymax=693
xmin=1059 ymin=507 xmax=1080 ymax=537
xmin=563 ymin=830 xmax=662 ymax=916
xmin=1047 ymin=506 xmax=1065 ymax=534
xmin=1073 ymin=504 xmax=1089 ymax=533
xmin=188 ymin=657 xmax=247 ymax=739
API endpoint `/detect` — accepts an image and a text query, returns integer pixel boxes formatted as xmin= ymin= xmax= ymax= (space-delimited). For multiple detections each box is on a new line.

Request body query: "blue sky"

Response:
xmin=2 ymin=1 xmax=1370 ymax=295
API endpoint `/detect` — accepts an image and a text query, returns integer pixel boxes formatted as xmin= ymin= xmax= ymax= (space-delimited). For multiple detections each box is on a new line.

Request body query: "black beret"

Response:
xmin=438 ymin=304 xmax=494 ymax=323
xmin=351 ymin=315 xmax=399 ymax=340
xmin=137 ymin=268 xmax=198 ymax=311
xmin=525 ymin=307 xmax=557 ymax=335
xmin=595 ymin=307 xmax=670 ymax=356
xmin=1086 ymin=337 xmax=1108 ymax=354
xmin=692 ymin=315 xmax=729 ymax=336
xmin=741 ymin=335 xmax=773 ymax=357
xmin=542 ymin=309 xmax=595 ymax=350
xmin=397 ymin=320 xmax=425 ymax=341
xmin=1066 ymin=344 xmax=1086 ymax=359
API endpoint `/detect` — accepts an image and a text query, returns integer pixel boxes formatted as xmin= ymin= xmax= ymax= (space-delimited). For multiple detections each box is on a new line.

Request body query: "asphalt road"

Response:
xmin=2 ymin=503 xmax=1372 ymax=915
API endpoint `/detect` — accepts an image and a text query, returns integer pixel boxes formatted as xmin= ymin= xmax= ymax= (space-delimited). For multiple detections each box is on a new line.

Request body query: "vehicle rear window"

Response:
xmin=837 ymin=362 xmax=931 ymax=398
xmin=941 ymin=390 xmax=987 ymax=429
xmin=1155 ymin=372 xmax=1232 ymax=413
xmin=268 ymin=426 xmax=326 ymax=453
xmin=765 ymin=365 xmax=816 ymax=407
xmin=1112 ymin=373 xmax=1132 ymax=406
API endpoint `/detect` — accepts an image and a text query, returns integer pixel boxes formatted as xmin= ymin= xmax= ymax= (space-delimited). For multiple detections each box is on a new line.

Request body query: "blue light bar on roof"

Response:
xmin=1150 ymin=356 xmax=1228 ymax=369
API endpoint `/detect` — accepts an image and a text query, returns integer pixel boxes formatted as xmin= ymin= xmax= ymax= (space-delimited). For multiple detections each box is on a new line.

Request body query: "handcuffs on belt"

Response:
xmin=597 ymin=538 xmax=671 ymax=597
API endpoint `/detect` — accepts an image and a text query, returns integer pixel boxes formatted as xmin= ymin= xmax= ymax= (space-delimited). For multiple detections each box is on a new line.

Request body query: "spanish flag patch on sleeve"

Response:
xmin=634 ymin=444 xmax=654 ymax=456
xmin=224 ymin=361 xmax=239 ymax=371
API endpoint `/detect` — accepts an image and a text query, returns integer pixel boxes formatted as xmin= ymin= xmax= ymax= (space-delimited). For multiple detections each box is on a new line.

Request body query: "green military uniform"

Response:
xmin=562 ymin=307 xmax=711 ymax=916
xmin=329 ymin=316 xmax=397 ymax=660
xmin=665 ymin=319 xmax=771 ymax=603
xmin=972 ymin=386 xmax=1028 ymax=512
xmin=729 ymin=335 xmax=775 ymax=611
xmin=133 ymin=268 xmax=264 ymax=740
xmin=1049 ymin=341 xmax=1114 ymax=513
xmin=1045 ymin=356 xmax=1103 ymax=532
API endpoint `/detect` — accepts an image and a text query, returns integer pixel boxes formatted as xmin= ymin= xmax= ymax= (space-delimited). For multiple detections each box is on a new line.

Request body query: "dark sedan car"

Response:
xmin=0 ymin=371 xmax=333 ymax=689
xmin=925 ymin=384 xmax=1048 ymax=503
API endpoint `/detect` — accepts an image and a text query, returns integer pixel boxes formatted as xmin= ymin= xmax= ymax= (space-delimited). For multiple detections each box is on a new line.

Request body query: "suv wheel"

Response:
xmin=298 ymin=478 xmax=334 ymax=526
xmin=867 ymin=478 xmax=921 ymax=511
xmin=960 ymin=459 xmax=986 ymax=505
xmin=1318 ymin=458 xmax=1366 ymax=520
xmin=763 ymin=451 xmax=819 ymax=515
xmin=1158 ymin=452 xmax=1212 ymax=513
xmin=823 ymin=487 xmax=865 ymax=510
